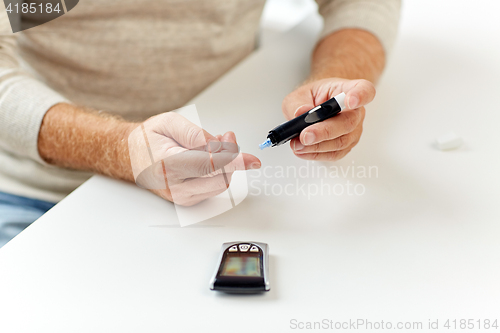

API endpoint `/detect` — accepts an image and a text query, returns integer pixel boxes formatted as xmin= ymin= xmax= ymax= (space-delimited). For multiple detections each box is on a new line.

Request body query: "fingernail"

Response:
xmin=348 ymin=95 xmax=359 ymax=109
xmin=249 ymin=162 xmax=261 ymax=169
xmin=303 ymin=132 xmax=315 ymax=145
xmin=294 ymin=141 xmax=305 ymax=151
xmin=208 ymin=140 xmax=222 ymax=153
xmin=294 ymin=105 xmax=307 ymax=117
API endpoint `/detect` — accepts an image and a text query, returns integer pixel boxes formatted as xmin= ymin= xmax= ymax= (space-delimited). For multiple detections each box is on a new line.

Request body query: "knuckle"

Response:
xmin=337 ymin=134 xmax=350 ymax=150
xmin=321 ymin=124 xmax=334 ymax=141
xmin=359 ymin=106 xmax=366 ymax=121
xmin=307 ymin=143 xmax=320 ymax=153
xmin=192 ymin=154 xmax=212 ymax=177
xmin=206 ymin=175 xmax=227 ymax=192
xmin=281 ymin=95 xmax=292 ymax=114
xmin=186 ymin=126 xmax=204 ymax=146
xmin=344 ymin=112 xmax=359 ymax=133
xmin=342 ymin=148 xmax=353 ymax=158
xmin=365 ymin=80 xmax=376 ymax=95
xmin=360 ymin=80 xmax=376 ymax=100
xmin=352 ymin=138 xmax=360 ymax=148
xmin=162 ymin=111 xmax=177 ymax=122
xmin=200 ymin=163 xmax=212 ymax=177
xmin=282 ymin=95 xmax=289 ymax=108
xmin=328 ymin=151 xmax=343 ymax=161
xmin=352 ymin=129 xmax=362 ymax=147
xmin=358 ymin=79 xmax=371 ymax=87
xmin=326 ymin=151 xmax=337 ymax=161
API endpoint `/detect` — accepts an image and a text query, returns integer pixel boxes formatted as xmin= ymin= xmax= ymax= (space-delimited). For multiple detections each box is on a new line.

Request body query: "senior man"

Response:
xmin=0 ymin=0 xmax=401 ymax=246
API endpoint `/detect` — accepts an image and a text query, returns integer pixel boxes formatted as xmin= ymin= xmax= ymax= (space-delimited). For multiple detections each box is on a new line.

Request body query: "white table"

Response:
xmin=2 ymin=1 xmax=500 ymax=332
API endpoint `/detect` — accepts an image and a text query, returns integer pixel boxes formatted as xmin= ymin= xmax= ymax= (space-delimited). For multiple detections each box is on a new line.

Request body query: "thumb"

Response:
xmin=342 ymin=79 xmax=376 ymax=110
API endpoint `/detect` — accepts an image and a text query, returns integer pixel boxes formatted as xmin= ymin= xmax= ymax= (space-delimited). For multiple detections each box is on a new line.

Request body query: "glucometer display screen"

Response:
xmin=211 ymin=243 xmax=269 ymax=293
xmin=220 ymin=257 xmax=261 ymax=277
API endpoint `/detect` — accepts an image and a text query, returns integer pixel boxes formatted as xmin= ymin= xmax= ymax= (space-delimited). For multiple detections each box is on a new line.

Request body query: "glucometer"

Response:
xmin=259 ymin=92 xmax=346 ymax=149
xmin=210 ymin=242 xmax=270 ymax=293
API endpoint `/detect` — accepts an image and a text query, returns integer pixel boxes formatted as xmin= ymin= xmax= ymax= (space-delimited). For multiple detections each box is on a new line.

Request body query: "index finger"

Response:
xmin=300 ymin=108 xmax=365 ymax=145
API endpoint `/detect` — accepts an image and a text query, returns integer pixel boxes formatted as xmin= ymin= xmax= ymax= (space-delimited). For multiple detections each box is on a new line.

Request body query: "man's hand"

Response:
xmin=38 ymin=103 xmax=260 ymax=206
xmin=279 ymin=28 xmax=385 ymax=162
xmin=282 ymin=78 xmax=375 ymax=161
xmin=128 ymin=112 xmax=260 ymax=206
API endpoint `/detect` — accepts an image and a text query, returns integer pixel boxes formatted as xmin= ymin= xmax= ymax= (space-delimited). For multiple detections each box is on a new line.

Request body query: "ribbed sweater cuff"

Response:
xmin=0 ymin=75 xmax=69 ymax=164
xmin=319 ymin=0 xmax=401 ymax=56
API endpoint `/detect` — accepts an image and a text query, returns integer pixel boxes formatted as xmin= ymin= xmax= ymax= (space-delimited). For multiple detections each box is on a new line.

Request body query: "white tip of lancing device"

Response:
xmin=435 ymin=131 xmax=463 ymax=150
xmin=335 ymin=92 xmax=346 ymax=111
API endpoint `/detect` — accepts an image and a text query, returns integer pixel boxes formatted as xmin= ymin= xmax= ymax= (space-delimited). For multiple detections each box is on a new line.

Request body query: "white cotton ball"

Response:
xmin=435 ymin=131 xmax=463 ymax=150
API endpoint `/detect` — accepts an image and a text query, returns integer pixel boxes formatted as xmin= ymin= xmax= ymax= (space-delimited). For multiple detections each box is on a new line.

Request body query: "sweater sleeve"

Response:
xmin=315 ymin=0 xmax=402 ymax=55
xmin=0 ymin=3 xmax=68 ymax=164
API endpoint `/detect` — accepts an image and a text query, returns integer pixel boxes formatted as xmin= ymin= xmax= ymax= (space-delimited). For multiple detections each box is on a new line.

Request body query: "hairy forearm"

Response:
xmin=310 ymin=29 xmax=386 ymax=84
xmin=38 ymin=103 xmax=135 ymax=182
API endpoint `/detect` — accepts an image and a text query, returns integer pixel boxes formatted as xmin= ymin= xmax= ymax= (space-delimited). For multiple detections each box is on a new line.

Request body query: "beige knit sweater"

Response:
xmin=0 ymin=0 xmax=401 ymax=203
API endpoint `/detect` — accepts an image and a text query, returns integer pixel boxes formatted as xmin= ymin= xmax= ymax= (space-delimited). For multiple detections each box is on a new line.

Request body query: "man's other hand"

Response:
xmin=282 ymin=78 xmax=376 ymax=161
